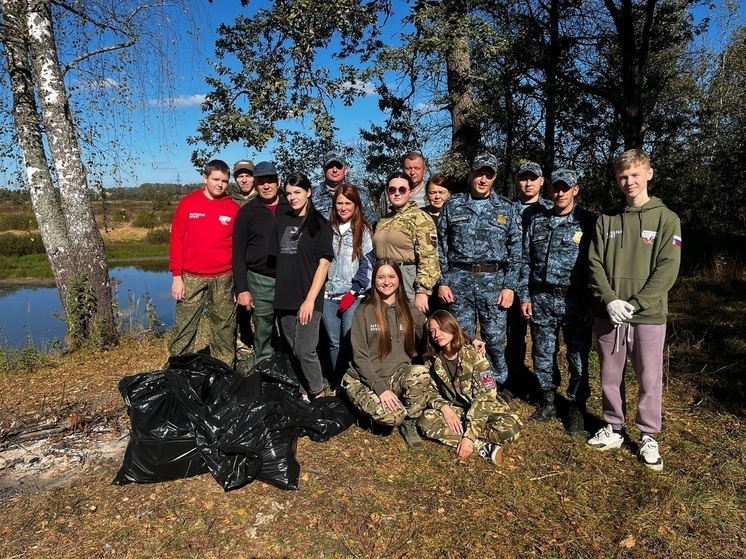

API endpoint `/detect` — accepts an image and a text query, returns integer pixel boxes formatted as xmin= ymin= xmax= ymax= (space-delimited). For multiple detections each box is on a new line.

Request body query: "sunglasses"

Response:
xmin=388 ymin=185 xmax=410 ymax=195
xmin=326 ymin=162 xmax=344 ymax=170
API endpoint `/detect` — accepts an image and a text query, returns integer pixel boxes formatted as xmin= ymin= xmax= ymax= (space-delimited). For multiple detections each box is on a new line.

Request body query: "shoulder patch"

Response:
xmin=429 ymin=232 xmax=438 ymax=247
xmin=673 ymin=235 xmax=682 ymax=248
xmin=480 ymin=370 xmax=496 ymax=390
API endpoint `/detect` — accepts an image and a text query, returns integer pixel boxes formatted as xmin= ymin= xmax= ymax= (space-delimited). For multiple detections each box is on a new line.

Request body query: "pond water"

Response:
xmin=0 ymin=264 xmax=175 ymax=349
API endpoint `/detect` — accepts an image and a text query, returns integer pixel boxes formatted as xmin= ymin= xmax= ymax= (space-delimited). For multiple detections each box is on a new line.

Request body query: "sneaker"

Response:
xmin=478 ymin=442 xmax=504 ymax=465
xmin=587 ymin=424 xmax=624 ymax=451
xmin=399 ymin=419 xmax=423 ymax=450
xmin=638 ymin=435 xmax=663 ymax=471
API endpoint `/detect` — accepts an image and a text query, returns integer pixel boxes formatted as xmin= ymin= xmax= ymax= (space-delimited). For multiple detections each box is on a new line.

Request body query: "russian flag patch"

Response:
xmin=673 ymin=235 xmax=682 ymax=248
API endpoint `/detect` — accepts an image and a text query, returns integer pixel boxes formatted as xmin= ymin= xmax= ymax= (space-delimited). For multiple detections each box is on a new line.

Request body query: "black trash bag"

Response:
xmin=165 ymin=360 xmax=267 ymax=491
xmin=193 ymin=401 xmax=269 ymax=491
xmin=113 ymin=370 xmax=208 ymax=485
xmin=304 ymin=396 xmax=356 ymax=442
xmin=255 ymin=423 xmax=301 ymax=490
xmin=253 ymin=353 xmax=302 ymax=396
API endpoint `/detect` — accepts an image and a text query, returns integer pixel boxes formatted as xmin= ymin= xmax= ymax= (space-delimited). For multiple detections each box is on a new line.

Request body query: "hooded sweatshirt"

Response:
xmin=588 ymin=196 xmax=681 ymax=324
xmin=347 ymin=300 xmax=426 ymax=395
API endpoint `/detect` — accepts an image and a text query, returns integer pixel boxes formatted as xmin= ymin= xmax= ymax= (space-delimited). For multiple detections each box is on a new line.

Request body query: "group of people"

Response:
xmin=168 ymin=148 xmax=681 ymax=471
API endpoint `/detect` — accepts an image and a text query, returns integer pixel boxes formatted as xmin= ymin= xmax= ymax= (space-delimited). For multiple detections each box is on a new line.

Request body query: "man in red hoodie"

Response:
xmin=169 ymin=159 xmax=240 ymax=367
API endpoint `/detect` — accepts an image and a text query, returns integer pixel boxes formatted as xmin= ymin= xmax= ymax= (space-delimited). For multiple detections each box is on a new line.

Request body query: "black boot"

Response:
xmin=531 ymin=390 xmax=557 ymax=422
xmin=497 ymin=383 xmax=515 ymax=403
xmin=567 ymin=400 xmax=587 ymax=434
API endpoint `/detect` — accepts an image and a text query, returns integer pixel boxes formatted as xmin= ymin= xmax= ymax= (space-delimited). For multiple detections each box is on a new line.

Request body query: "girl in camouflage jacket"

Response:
xmin=419 ymin=310 xmax=523 ymax=464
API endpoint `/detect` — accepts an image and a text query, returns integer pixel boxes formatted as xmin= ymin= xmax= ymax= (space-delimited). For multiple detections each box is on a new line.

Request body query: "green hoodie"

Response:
xmin=588 ymin=196 xmax=681 ymax=324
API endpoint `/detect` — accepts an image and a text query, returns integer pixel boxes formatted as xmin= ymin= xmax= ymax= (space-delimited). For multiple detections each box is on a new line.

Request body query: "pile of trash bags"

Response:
xmin=113 ymin=353 xmax=354 ymax=491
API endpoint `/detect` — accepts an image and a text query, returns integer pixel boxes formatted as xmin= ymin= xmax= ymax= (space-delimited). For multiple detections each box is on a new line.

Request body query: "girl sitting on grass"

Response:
xmin=419 ymin=310 xmax=523 ymax=464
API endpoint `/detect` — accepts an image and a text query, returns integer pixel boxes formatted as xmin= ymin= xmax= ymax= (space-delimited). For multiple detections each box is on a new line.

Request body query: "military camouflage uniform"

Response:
xmin=374 ymin=201 xmax=440 ymax=300
xmin=506 ymin=197 xmax=555 ymax=381
xmin=343 ymin=364 xmax=431 ymax=427
xmin=230 ymin=188 xmax=257 ymax=207
xmin=169 ymin=272 xmax=236 ymax=368
xmin=518 ymin=204 xmax=597 ymax=402
xmin=419 ymin=345 xmax=522 ymax=448
xmin=437 ymin=191 xmax=522 ymax=384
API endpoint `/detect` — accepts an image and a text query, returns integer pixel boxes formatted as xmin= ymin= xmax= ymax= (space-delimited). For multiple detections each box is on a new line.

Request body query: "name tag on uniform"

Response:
xmin=480 ymin=370 xmax=496 ymax=390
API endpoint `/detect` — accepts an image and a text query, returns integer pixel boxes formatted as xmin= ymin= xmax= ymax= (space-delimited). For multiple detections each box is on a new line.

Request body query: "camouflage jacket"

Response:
xmin=425 ymin=345 xmax=511 ymax=442
xmin=375 ymin=201 xmax=440 ymax=295
xmin=437 ymin=190 xmax=522 ymax=291
xmin=518 ymin=204 xmax=597 ymax=302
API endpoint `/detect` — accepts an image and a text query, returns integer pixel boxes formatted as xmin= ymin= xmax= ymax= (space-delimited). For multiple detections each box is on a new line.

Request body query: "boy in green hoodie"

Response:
xmin=586 ymin=149 xmax=681 ymax=471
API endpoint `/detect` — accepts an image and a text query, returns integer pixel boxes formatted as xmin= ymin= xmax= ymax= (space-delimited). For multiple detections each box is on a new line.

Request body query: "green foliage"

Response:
xmin=144 ymin=227 xmax=171 ymax=244
xmin=65 ymin=275 xmax=99 ymax=350
xmin=0 ymin=232 xmax=45 ymax=256
xmin=0 ymin=343 xmax=51 ymax=374
xmin=132 ymin=212 xmax=158 ymax=229
xmin=0 ymin=212 xmax=37 ymax=231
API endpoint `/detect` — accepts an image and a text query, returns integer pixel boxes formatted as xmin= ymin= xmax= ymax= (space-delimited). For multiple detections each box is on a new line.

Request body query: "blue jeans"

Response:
xmin=321 ymin=297 xmax=361 ymax=382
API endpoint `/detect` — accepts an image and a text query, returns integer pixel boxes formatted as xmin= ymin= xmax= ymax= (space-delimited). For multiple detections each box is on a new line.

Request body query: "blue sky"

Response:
xmin=119 ymin=0 xmax=395 ymax=187
xmin=5 ymin=0 xmax=738 ymax=189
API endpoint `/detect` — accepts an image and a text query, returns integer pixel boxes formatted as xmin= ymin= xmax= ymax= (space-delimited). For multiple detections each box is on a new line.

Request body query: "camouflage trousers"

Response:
xmin=446 ymin=268 xmax=509 ymax=384
xmin=341 ymin=364 xmax=431 ymax=427
xmin=169 ymin=272 xmax=236 ymax=368
xmin=418 ymin=399 xmax=523 ymax=448
xmin=529 ymin=290 xmax=591 ymax=402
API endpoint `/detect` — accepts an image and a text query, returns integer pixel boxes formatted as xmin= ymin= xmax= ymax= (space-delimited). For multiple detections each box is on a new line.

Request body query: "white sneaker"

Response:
xmin=477 ymin=442 xmax=504 ymax=465
xmin=638 ymin=435 xmax=663 ymax=471
xmin=587 ymin=424 xmax=624 ymax=451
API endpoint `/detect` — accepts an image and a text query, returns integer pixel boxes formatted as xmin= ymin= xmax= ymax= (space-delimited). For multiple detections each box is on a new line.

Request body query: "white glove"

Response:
xmin=606 ymin=299 xmax=635 ymax=326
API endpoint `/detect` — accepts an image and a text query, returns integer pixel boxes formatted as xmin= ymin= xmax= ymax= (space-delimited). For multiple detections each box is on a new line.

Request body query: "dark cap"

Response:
xmin=253 ymin=161 xmax=278 ymax=178
xmin=550 ymin=168 xmax=578 ymax=187
xmin=233 ymin=159 xmax=254 ymax=176
xmin=323 ymin=150 xmax=347 ymax=168
xmin=471 ymin=153 xmax=498 ymax=173
xmin=516 ymin=161 xmax=542 ymax=178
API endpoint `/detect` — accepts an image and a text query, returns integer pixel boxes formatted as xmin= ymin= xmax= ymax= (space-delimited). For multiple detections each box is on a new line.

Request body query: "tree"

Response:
xmin=0 ymin=0 xmax=197 ymax=350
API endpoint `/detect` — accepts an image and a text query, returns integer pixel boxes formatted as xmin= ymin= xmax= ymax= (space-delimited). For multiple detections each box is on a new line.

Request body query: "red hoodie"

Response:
xmin=169 ymin=189 xmax=240 ymax=277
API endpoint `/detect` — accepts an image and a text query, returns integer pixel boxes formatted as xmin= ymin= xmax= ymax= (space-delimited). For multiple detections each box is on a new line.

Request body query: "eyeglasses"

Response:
xmin=326 ymin=162 xmax=344 ymax=170
xmin=388 ymin=185 xmax=410 ymax=195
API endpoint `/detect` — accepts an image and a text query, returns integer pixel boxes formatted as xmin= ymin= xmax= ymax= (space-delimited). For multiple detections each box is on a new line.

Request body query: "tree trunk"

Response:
xmin=444 ymin=0 xmax=479 ymax=176
xmin=1 ymin=0 xmax=117 ymax=350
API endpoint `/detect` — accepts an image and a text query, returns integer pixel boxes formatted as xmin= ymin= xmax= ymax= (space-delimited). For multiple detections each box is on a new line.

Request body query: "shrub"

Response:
xmin=0 ymin=213 xmax=37 ymax=231
xmin=144 ymin=227 xmax=170 ymax=244
xmin=132 ymin=212 xmax=158 ymax=229
xmin=0 ymin=232 xmax=45 ymax=256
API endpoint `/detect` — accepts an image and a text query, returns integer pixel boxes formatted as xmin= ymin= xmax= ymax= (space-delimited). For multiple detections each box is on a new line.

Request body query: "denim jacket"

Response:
xmin=325 ymin=225 xmax=375 ymax=298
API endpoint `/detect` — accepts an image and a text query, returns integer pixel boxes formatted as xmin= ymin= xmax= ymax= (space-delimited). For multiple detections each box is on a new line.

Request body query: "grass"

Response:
xmin=0 ymin=258 xmax=744 ymax=558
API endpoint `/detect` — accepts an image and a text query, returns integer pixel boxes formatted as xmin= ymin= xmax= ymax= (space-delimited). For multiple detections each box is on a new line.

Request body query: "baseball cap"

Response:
xmin=516 ymin=161 xmax=542 ymax=178
xmin=233 ymin=159 xmax=254 ymax=176
xmin=550 ymin=168 xmax=578 ymax=187
xmin=253 ymin=161 xmax=278 ymax=178
xmin=323 ymin=150 xmax=346 ymax=168
xmin=471 ymin=153 xmax=498 ymax=173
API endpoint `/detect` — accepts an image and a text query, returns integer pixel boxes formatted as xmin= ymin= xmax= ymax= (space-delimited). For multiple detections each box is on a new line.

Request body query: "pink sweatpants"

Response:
xmin=594 ymin=318 xmax=666 ymax=435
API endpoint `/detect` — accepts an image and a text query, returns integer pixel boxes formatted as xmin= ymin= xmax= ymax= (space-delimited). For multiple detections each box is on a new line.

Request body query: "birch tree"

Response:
xmin=0 ymin=0 xmax=196 ymax=350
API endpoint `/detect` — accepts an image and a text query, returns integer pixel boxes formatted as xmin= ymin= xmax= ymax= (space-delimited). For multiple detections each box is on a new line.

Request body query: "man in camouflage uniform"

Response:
xmin=312 ymin=150 xmax=378 ymax=226
xmin=230 ymin=159 xmax=256 ymax=206
xmin=436 ymin=153 xmax=522 ymax=397
xmin=506 ymin=161 xmax=555 ymax=399
xmin=518 ymin=168 xmax=597 ymax=432
xmin=418 ymin=343 xmax=523 ymax=461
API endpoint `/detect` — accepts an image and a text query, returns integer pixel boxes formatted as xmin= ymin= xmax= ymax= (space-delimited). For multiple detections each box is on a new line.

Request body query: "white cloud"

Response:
xmin=149 ymin=94 xmax=206 ymax=107
xmin=341 ymin=80 xmax=377 ymax=97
